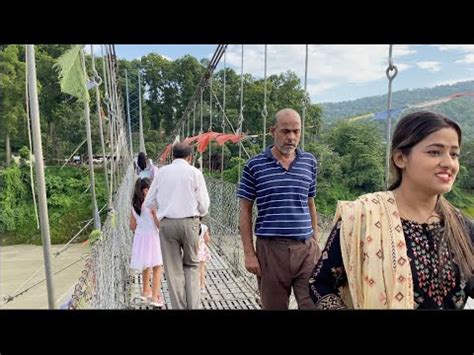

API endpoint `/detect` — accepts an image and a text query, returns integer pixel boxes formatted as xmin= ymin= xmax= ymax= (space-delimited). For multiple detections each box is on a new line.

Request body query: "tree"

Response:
xmin=0 ymin=45 xmax=26 ymax=166
xmin=140 ymin=53 xmax=173 ymax=132
xmin=328 ymin=120 xmax=385 ymax=192
xmin=36 ymin=45 xmax=76 ymax=159
xmin=457 ymin=139 xmax=474 ymax=190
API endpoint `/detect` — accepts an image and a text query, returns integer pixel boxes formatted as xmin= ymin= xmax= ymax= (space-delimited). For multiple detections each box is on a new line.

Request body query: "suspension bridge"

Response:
xmin=2 ymin=44 xmax=473 ymax=310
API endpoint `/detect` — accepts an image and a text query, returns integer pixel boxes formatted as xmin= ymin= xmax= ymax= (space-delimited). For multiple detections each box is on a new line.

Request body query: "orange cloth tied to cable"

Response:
xmin=160 ymin=131 xmax=245 ymax=162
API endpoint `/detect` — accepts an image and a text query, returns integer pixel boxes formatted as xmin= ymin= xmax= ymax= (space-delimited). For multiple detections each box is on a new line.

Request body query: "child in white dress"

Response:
xmin=198 ymin=223 xmax=211 ymax=293
xmin=130 ymin=177 xmax=164 ymax=307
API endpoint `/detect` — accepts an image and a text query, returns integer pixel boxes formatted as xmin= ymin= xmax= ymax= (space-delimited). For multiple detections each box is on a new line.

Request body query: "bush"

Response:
xmin=19 ymin=146 xmax=30 ymax=160
xmin=222 ymin=157 xmax=246 ymax=184
xmin=0 ymin=165 xmax=108 ymax=245
xmin=0 ymin=165 xmax=28 ymax=232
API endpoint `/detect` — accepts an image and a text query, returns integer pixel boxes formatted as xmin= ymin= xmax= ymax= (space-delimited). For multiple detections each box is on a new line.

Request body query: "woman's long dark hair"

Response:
xmin=137 ymin=152 xmax=147 ymax=171
xmin=132 ymin=177 xmax=151 ymax=215
xmin=389 ymin=110 xmax=473 ymax=280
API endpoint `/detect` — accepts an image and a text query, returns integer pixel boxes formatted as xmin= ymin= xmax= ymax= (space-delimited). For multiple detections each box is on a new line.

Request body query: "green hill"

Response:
xmin=320 ymin=80 xmax=474 ymax=140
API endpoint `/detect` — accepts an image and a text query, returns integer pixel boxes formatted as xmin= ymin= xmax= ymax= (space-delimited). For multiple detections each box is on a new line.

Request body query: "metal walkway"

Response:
xmin=129 ymin=241 xmax=261 ymax=310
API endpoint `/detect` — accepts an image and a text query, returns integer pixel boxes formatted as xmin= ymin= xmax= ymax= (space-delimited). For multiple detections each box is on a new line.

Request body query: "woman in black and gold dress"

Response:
xmin=309 ymin=111 xmax=474 ymax=309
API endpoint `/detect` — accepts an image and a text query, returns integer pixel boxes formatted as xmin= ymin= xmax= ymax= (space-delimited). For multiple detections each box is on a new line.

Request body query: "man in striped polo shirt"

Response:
xmin=237 ymin=108 xmax=321 ymax=310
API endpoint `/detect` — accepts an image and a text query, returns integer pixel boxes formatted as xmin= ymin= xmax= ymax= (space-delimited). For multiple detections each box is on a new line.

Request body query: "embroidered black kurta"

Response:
xmin=309 ymin=218 xmax=474 ymax=309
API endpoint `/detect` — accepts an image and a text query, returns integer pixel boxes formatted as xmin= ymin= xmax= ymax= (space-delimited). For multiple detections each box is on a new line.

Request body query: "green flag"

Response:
xmin=54 ymin=45 xmax=90 ymax=103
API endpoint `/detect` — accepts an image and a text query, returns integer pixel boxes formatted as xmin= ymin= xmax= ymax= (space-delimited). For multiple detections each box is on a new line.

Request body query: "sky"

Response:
xmin=97 ymin=45 xmax=474 ymax=104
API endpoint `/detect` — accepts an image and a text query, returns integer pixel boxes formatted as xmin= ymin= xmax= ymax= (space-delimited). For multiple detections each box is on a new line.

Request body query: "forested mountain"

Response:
xmin=320 ymin=81 xmax=474 ymax=139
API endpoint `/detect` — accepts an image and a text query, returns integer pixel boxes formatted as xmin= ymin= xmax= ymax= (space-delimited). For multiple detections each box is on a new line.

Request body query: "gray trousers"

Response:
xmin=159 ymin=217 xmax=201 ymax=309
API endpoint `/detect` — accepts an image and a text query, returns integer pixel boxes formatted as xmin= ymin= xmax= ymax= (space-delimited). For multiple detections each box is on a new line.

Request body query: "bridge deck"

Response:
xmin=129 ymin=241 xmax=261 ymax=310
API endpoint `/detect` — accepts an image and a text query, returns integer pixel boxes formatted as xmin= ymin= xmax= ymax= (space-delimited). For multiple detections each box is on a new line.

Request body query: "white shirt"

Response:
xmin=144 ymin=159 xmax=210 ymax=220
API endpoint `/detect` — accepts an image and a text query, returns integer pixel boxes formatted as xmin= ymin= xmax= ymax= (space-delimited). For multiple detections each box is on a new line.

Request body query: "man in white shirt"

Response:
xmin=144 ymin=142 xmax=210 ymax=309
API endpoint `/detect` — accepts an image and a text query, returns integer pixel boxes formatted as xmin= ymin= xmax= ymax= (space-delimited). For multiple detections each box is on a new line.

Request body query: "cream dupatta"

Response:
xmin=334 ymin=191 xmax=414 ymax=309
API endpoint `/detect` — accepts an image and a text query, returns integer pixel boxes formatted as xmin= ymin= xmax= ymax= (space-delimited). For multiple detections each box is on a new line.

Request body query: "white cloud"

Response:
xmin=416 ymin=61 xmax=441 ymax=72
xmin=455 ymin=53 xmax=474 ymax=64
xmin=436 ymin=45 xmax=474 ymax=66
xmin=393 ymin=45 xmax=417 ymax=57
xmin=307 ymin=82 xmax=338 ymax=96
xmin=396 ymin=63 xmax=412 ymax=72
xmin=436 ymin=45 xmax=474 ymax=52
xmin=222 ymin=45 xmax=414 ymax=99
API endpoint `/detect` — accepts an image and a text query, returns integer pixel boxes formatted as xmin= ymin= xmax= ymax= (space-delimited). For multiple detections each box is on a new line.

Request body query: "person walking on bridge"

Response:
xmin=145 ymin=143 xmax=210 ymax=309
xmin=237 ymin=108 xmax=321 ymax=310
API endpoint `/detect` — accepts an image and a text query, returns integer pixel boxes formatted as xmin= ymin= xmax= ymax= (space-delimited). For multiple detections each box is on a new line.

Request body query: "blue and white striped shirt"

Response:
xmin=237 ymin=146 xmax=318 ymax=240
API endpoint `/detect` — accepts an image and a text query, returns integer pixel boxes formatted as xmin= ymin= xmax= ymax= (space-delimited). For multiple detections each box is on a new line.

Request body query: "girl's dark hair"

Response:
xmin=389 ymin=110 xmax=473 ymax=280
xmin=137 ymin=152 xmax=147 ymax=171
xmin=132 ymin=177 xmax=151 ymax=215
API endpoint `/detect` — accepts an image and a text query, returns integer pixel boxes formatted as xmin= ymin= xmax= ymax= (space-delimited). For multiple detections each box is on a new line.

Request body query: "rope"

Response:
xmin=182 ymin=117 xmax=185 ymax=140
xmin=200 ymin=88 xmax=204 ymax=134
xmin=237 ymin=45 xmax=245 ymax=228
xmin=262 ymin=44 xmax=268 ymax=150
xmin=192 ymin=103 xmax=197 ymax=168
xmin=125 ymin=69 xmax=134 ymax=159
xmin=91 ymin=45 xmax=111 ymax=210
xmin=187 ymin=112 xmax=190 ymax=138
xmin=24 ymin=51 xmax=40 ymax=229
xmin=384 ymin=44 xmax=398 ymax=189
xmin=100 ymin=45 xmax=110 ymax=109
xmin=237 ymin=45 xmax=245 ymax=183
xmin=79 ymin=47 xmax=101 ymax=230
xmin=209 ymin=88 xmax=251 ymax=159
xmin=105 ymin=45 xmax=119 ymax=190
xmin=209 ymin=75 xmax=213 ymax=173
xmin=199 ymin=87 xmax=204 ymax=172
xmin=193 ymin=101 xmax=196 ymax=136
xmin=221 ymin=51 xmax=227 ymax=185
xmin=301 ymin=44 xmax=309 ymax=150
xmin=101 ymin=45 xmax=114 ymax=209
xmin=60 ymin=139 xmax=86 ymax=170
xmin=109 ymin=45 xmax=121 ymax=198
xmin=138 ymin=69 xmax=146 ymax=154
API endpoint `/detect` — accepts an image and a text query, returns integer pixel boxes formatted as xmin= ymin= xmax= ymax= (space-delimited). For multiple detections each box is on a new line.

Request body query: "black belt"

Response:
xmin=163 ymin=216 xmax=200 ymax=220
